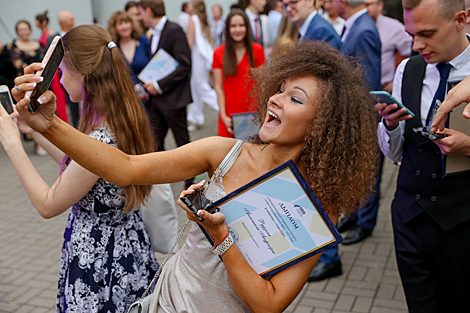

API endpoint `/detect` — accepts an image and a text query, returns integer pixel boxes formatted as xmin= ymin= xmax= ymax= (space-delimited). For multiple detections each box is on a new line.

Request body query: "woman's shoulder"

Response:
xmin=137 ymin=35 xmax=150 ymax=46
xmin=214 ymin=44 xmax=225 ymax=55
xmin=251 ymin=43 xmax=264 ymax=53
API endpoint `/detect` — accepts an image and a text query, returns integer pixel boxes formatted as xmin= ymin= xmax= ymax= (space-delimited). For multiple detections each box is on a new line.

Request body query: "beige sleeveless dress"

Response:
xmin=149 ymin=140 xmax=253 ymax=313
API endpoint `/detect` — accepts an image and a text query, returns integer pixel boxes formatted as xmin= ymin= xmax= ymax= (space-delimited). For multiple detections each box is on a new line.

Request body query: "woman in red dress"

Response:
xmin=35 ymin=11 xmax=69 ymax=125
xmin=213 ymin=9 xmax=265 ymax=138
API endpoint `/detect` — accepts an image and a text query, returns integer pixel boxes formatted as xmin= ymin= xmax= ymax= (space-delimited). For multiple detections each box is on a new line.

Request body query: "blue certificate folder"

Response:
xmin=199 ymin=160 xmax=343 ymax=278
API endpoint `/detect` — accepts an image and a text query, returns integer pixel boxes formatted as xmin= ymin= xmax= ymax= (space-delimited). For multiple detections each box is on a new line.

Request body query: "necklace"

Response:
xmin=261 ymin=143 xmax=270 ymax=151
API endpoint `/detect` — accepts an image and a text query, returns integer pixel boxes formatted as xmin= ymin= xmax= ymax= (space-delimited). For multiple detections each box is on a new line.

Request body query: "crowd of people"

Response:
xmin=1 ymin=0 xmax=470 ymax=312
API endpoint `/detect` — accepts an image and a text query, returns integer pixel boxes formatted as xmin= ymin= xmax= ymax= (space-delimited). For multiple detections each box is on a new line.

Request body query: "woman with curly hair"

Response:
xmin=9 ymin=41 xmax=378 ymax=312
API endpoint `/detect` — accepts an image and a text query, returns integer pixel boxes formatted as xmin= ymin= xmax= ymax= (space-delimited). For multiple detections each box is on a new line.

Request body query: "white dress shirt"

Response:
xmin=298 ymin=10 xmax=317 ymax=43
xmin=341 ymin=8 xmax=368 ymax=42
xmin=321 ymin=12 xmax=345 ymax=36
xmin=149 ymin=16 xmax=168 ymax=94
xmin=378 ymin=39 xmax=470 ymax=162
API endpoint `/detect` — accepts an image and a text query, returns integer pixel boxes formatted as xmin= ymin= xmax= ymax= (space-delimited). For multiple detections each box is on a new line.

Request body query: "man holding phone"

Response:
xmin=376 ymin=0 xmax=470 ymax=311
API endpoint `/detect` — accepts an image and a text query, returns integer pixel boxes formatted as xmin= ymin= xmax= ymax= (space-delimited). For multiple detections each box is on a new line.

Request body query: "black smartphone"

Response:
xmin=25 ymin=36 xmax=64 ymax=112
xmin=0 ymin=85 xmax=14 ymax=114
xmin=180 ymin=189 xmax=220 ymax=222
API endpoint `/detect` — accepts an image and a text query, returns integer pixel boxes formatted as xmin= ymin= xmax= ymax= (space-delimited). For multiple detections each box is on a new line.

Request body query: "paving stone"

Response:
xmin=376 ymin=284 xmax=396 ymax=300
xmin=352 ymin=297 xmax=373 ymax=312
xmin=0 ymin=111 xmax=410 ymax=313
xmin=334 ymin=294 xmax=356 ymax=311
xmin=293 ymin=305 xmax=314 ymax=313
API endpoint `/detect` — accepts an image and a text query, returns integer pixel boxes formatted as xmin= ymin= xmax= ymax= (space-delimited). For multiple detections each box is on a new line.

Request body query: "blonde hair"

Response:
xmin=273 ymin=14 xmax=299 ymax=49
xmin=107 ymin=11 xmax=143 ymax=42
xmin=62 ymin=25 xmax=155 ymax=212
xmin=193 ymin=0 xmax=214 ymax=46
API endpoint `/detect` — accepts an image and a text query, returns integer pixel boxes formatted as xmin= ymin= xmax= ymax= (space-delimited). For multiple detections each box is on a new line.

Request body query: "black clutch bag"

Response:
xmin=180 ymin=188 xmax=220 ymax=222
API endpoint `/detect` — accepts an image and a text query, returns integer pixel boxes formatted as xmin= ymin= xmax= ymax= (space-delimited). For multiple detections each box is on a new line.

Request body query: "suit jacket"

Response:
xmin=303 ymin=14 xmax=342 ymax=51
xmin=342 ymin=13 xmax=381 ymax=91
xmin=149 ymin=20 xmax=192 ymax=112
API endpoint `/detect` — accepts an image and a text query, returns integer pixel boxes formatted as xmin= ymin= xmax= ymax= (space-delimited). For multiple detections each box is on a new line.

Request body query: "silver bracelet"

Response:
xmin=213 ymin=233 xmax=234 ymax=256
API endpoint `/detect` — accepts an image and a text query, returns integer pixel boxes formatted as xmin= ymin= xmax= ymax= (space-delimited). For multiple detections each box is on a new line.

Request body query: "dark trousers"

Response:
xmin=149 ymin=106 xmax=190 ymax=152
xmin=392 ymin=209 xmax=470 ymax=313
xmin=149 ymin=105 xmax=193 ymax=188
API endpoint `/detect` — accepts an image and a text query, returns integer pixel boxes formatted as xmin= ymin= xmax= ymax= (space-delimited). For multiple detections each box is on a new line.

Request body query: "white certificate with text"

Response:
xmin=202 ymin=160 xmax=343 ymax=278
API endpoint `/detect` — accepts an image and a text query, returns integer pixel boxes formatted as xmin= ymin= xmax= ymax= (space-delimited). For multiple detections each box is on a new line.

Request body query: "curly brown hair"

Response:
xmin=250 ymin=41 xmax=379 ymax=215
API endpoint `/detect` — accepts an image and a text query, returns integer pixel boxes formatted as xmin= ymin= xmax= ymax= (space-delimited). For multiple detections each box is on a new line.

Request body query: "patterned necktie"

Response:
xmin=254 ymin=17 xmax=260 ymax=42
xmin=426 ymin=63 xmax=452 ymax=125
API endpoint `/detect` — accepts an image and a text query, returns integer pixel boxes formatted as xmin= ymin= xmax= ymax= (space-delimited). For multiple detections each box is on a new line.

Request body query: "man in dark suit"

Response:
xmin=138 ymin=1 xmax=192 ymax=149
xmin=377 ymin=0 xmax=470 ymax=311
xmin=308 ymin=0 xmax=382 ymax=282
xmin=138 ymin=0 xmax=193 ymax=188
xmin=283 ymin=0 xmax=342 ymax=50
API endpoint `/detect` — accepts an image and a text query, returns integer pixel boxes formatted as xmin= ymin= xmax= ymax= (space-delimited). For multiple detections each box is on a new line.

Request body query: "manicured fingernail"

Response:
xmin=198 ymin=180 xmax=205 ymax=185
xmin=26 ymin=83 xmax=36 ymax=88
xmin=39 ymin=63 xmax=46 ymax=68
xmin=38 ymin=96 xmax=47 ymax=104
xmin=197 ymin=210 xmax=204 ymax=216
xmin=24 ymin=94 xmax=30 ymax=100
xmin=33 ymin=76 xmax=43 ymax=82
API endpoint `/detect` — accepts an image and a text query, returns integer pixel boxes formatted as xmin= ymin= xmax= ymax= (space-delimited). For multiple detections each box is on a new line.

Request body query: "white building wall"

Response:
xmin=0 ymin=0 xmax=234 ymax=45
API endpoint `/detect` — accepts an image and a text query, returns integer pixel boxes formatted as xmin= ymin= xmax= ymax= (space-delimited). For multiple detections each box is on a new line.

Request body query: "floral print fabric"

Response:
xmin=56 ymin=127 xmax=159 ymax=313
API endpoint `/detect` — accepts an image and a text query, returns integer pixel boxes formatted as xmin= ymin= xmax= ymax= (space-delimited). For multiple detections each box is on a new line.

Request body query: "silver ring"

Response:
xmin=14 ymin=85 xmax=21 ymax=93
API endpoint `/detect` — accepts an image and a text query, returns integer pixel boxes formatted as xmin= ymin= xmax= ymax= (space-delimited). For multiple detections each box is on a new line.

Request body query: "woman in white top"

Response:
xmin=186 ymin=0 xmax=219 ymax=131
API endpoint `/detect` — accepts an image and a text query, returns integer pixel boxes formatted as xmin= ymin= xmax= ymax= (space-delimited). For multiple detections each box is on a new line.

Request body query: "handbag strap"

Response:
xmin=138 ymin=140 xmax=243 ymax=303
xmin=214 ymin=139 xmax=243 ymax=178
xmin=139 ymin=219 xmax=190 ymax=301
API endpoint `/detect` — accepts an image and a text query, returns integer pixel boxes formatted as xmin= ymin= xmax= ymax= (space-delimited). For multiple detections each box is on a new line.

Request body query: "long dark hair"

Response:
xmin=223 ymin=9 xmax=255 ymax=80
xmin=62 ymin=25 xmax=155 ymax=212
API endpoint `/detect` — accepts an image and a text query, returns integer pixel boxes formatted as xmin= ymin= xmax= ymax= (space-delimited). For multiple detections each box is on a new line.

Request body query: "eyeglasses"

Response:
xmin=282 ymin=0 xmax=305 ymax=10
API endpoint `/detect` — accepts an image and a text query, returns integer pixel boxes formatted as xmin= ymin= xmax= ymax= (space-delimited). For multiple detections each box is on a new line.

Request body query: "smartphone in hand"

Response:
xmin=0 ymin=85 xmax=14 ymax=114
xmin=370 ymin=91 xmax=415 ymax=118
xmin=25 ymin=36 xmax=64 ymax=112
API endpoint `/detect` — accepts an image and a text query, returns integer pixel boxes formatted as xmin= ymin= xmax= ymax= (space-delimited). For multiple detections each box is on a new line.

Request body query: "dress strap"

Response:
xmin=214 ymin=140 xmax=243 ymax=178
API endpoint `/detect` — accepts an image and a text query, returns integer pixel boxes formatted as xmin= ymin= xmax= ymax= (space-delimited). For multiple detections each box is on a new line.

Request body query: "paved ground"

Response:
xmin=0 ymin=104 xmax=407 ymax=312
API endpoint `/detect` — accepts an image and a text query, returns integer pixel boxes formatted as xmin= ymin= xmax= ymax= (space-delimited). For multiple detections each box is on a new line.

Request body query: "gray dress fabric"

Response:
xmin=149 ymin=140 xmax=253 ymax=313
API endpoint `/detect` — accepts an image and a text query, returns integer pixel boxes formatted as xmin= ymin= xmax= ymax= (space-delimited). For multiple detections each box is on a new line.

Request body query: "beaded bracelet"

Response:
xmin=213 ymin=233 xmax=234 ymax=256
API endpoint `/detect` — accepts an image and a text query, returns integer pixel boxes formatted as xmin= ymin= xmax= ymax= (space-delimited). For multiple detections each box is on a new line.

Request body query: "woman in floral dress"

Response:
xmin=0 ymin=25 xmax=159 ymax=312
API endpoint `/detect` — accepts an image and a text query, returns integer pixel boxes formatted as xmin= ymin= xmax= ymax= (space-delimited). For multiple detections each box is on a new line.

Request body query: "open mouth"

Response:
xmin=266 ymin=111 xmax=281 ymax=127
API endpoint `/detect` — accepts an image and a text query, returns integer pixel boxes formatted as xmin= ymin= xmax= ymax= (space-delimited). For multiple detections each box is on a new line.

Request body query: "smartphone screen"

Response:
xmin=28 ymin=39 xmax=64 ymax=112
xmin=0 ymin=89 xmax=14 ymax=114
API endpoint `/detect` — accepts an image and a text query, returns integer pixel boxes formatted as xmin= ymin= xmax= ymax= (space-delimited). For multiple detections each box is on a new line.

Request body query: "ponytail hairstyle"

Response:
xmin=223 ymin=9 xmax=255 ymax=80
xmin=192 ymin=0 xmax=214 ymax=47
xmin=61 ymin=25 xmax=155 ymax=212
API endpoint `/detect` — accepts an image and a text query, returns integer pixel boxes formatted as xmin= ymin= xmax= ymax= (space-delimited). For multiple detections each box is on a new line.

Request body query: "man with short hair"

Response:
xmin=322 ymin=0 xmax=345 ymax=35
xmin=376 ymin=0 xmax=470 ymax=311
xmin=209 ymin=4 xmax=225 ymax=48
xmin=267 ymin=0 xmax=283 ymax=46
xmin=177 ymin=1 xmax=193 ymax=34
xmin=245 ymin=0 xmax=270 ymax=49
xmin=283 ymin=0 xmax=342 ymax=49
xmin=138 ymin=0 xmax=193 ymax=188
xmin=366 ymin=0 xmax=411 ymax=93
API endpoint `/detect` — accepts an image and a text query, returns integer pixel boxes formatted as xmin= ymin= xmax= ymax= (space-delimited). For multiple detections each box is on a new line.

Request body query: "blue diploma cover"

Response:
xmin=200 ymin=160 xmax=343 ymax=278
